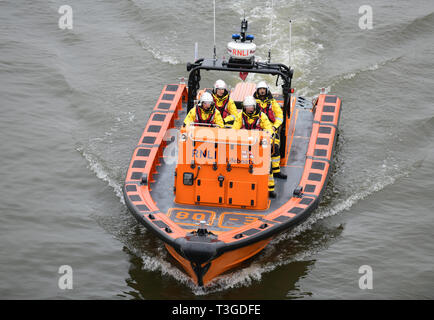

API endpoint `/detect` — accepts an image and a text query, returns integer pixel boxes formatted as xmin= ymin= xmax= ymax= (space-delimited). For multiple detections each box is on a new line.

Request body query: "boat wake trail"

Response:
xmin=131 ymin=159 xmax=413 ymax=296
xmin=184 ymin=159 xmax=413 ymax=295
xmin=138 ymin=37 xmax=181 ymax=65
xmin=76 ymin=144 xmax=125 ymax=204
xmin=140 ymin=253 xmax=194 ymax=286
xmin=273 ymin=157 xmax=413 ymax=244
xmin=322 ymin=56 xmax=403 ymax=93
xmin=229 ymin=0 xmax=326 ymax=93
xmin=393 ymin=11 xmax=434 ymax=42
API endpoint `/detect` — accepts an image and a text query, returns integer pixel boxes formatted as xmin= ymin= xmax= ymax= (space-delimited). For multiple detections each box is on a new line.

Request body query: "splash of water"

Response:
xmin=194 ymin=159 xmax=412 ymax=294
xmin=77 ymin=145 xmax=125 ymax=204
xmin=139 ymin=38 xmax=181 ymax=65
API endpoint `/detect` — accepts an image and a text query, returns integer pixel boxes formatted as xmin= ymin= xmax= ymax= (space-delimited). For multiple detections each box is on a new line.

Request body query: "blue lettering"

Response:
xmin=192 ymin=148 xmax=215 ymax=160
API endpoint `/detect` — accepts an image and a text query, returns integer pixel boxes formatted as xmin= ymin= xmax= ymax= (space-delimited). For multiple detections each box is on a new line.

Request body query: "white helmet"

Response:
xmin=200 ymin=92 xmax=214 ymax=104
xmin=243 ymin=96 xmax=256 ymax=107
xmin=256 ymin=81 xmax=269 ymax=92
xmin=214 ymin=79 xmax=227 ymax=91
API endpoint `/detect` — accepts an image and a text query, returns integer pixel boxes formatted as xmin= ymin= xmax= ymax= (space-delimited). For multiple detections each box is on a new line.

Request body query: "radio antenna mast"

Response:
xmin=288 ymin=19 xmax=292 ymax=66
xmin=268 ymin=0 xmax=273 ymax=63
xmin=213 ymin=0 xmax=216 ymax=60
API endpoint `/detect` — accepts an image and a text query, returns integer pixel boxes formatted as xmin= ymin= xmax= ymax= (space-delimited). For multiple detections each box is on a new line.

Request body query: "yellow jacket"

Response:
xmin=254 ymin=92 xmax=284 ymax=130
xmin=212 ymin=93 xmax=239 ymax=123
xmin=232 ymin=111 xmax=273 ymax=134
xmin=183 ymin=105 xmax=224 ymax=128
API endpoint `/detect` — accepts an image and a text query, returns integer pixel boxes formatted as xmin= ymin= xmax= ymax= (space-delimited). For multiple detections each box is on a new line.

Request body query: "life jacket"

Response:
xmin=195 ymin=105 xmax=216 ymax=124
xmin=261 ymin=101 xmax=276 ymax=123
xmin=241 ymin=112 xmax=262 ymax=130
xmin=213 ymin=94 xmax=230 ymax=119
xmin=254 ymin=92 xmax=276 ymax=123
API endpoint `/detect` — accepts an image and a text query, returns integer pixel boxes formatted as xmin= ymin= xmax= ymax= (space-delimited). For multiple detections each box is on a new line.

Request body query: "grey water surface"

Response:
xmin=1 ymin=0 xmax=433 ymax=299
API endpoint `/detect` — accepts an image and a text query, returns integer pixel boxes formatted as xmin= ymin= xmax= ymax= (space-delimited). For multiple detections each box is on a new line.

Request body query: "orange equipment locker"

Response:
xmin=174 ymin=126 xmax=271 ymax=210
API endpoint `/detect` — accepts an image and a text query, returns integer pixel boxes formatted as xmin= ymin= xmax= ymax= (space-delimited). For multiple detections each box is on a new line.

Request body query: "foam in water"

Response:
xmin=139 ymin=38 xmax=181 ymax=65
xmin=132 ymin=157 xmax=410 ymax=295
xmin=325 ymin=56 xmax=402 ymax=91
xmin=272 ymin=158 xmax=412 ymax=245
xmin=77 ymin=145 xmax=125 ymax=204
xmin=147 ymin=158 xmax=411 ymax=294
xmin=229 ymin=1 xmax=325 ymax=96
xmin=99 ymin=1 xmax=416 ymax=294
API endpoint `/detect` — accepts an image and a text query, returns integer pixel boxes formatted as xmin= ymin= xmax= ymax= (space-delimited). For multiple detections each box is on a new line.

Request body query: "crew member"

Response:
xmin=233 ymin=96 xmax=277 ymax=198
xmin=183 ymin=92 xmax=224 ymax=128
xmin=254 ymin=81 xmax=287 ymax=179
xmin=212 ymin=79 xmax=238 ymax=125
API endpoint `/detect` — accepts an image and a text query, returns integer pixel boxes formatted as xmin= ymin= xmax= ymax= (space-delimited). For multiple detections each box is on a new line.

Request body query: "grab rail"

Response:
xmin=186 ymin=125 xmax=260 ymax=146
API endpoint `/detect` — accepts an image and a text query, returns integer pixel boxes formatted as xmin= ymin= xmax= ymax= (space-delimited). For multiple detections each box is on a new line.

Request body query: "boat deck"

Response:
xmin=149 ymin=97 xmax=314 ymax=234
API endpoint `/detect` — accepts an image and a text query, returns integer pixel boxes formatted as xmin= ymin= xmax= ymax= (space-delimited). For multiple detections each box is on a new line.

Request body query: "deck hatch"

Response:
xmin=131 ymin=172 xmax=142 ymax=180
xmin=314 ymin=149 xmax=327 ymax=157
xmin=300 ymin=198 xmax=314 ymax=205
xmin=288 ymin=207 xmax=303 ymax=214
xmin=311 ymin=161 xmax=325 ymax=170
xmin=321 ymin=115 xmax=334 ymax=122
xmin=157 ymin=102 xmax=171 ymax=109
xmin=132 ymin=160 xmax=147 ymax=168
xmin=195 ymin=178 xmax=225 ymax=204
xmin=147 ymin=125 xmax=161 ymax=133
xmin=226 ymin=180 xmax=258 ymax=207
xmin=162 ymin=94 xmax=175 ymax=101
xmin=325 ymin=96 xmax=337 ymax=103
xmin=323 ymin=105 xmax=335 ymax=113
xmin=153 ymin=220 xmax=169 ymax=228
xmin=151 ymin=114 xmax=166 ymax=122
xmin=319 ymin=126 xmax=332 ymax=134
xmin=316 ymin=138 xmax=329 ymax=145
xmin=308 ymin=173 xmax=322 ymax=181
xmin=136 ymin=204 xmax=149 ymax=211
xmin=243 ymin=229 xmax=260 ymax=236
xmin=142 ymin=136 xmax=156 ymax=144
xmin=126 ymin=185 xmax=137 ymax=192
xmin=129 ymin=195 xmax=141 ymax=202
xmin=137 ymin=149 xmax=151 ymax=157
xmin=165 ymin=85 xmax=178 ymax=91
xmin=304 ymin=184 xmax=316 ymax=193
xmin=273 ymin=216 xmax=291 ymax=223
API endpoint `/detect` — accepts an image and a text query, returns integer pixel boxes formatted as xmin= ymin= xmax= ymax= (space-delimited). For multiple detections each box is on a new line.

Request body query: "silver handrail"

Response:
xmin=187 ymin=130 xmax=259 ymax=146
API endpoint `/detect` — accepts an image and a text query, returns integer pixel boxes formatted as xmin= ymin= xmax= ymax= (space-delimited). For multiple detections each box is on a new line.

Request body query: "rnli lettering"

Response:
xmin=231 ymin=49 xmax=256 ymax=57
xmin=232 ymin=49 xmax=248 ymax=57
xmin=192 ymin=149 xmax=215 ymax=160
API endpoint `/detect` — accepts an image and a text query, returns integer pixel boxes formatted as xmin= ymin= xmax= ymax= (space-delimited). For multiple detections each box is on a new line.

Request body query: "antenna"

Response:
xmin=240 ymin=16 xmax=248 ymax=42
xmin=268 ymin=0 xmax=274 ymax=63
xmin=194 ymin=42 xmax=198 ymax=61
xmin=213 ymin=0 xmax=216 ymax=60
xmin=288 ymin=19 xmax=292 ymax=66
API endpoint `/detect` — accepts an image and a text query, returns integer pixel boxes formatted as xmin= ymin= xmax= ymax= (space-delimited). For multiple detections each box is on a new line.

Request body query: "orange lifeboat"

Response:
xmin=123 ymin=19 xmax=342 ymax=286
